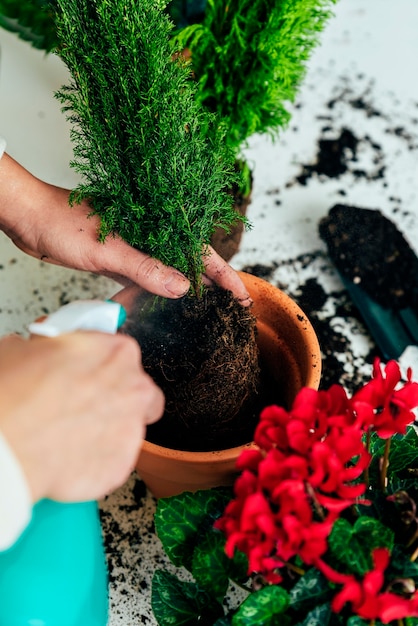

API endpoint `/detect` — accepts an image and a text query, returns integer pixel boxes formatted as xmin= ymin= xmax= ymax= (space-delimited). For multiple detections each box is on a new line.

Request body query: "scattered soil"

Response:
xmin=242 ymin=260 xmax=377 ymax=395
xmin=319 ymin=204 xmax=418 ymax=313
xmin=292 ymin=127 xmax=385 ymax=186
xmin=124 ymin=286 xmax=261 ymax=451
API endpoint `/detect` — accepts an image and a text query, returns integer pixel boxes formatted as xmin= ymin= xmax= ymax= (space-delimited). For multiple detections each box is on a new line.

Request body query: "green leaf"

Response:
xmin=192 ymin=528 xmax=231 ymax=597
xmin=370 ymin=426 xmax=418 ymax=478
xmin=290 ymin=567 xmax=332 ymax=612
xmin=328 ymin=517 xmax=394 ymax=576
xmin=152 ymin=569 xmax=224 ymax=626
xmin=347 ymin=618 xmax=385 ymax=626
xmin=155 ymin=488 xmax=232 ymax=571
xmin=214 ymin=618 xmax=232 ymax=626
xmin=232 ymin=585 xmax=290 ymax=626
xmin=389 ymin=545 xmax=418 ymax=583
xmin=297 ymin=602 xmax=331 ymax=626
xmin=192 ymin=527 xmax=248 ymax=598
xmin=347 ymin=618 xmax=371 ymax=626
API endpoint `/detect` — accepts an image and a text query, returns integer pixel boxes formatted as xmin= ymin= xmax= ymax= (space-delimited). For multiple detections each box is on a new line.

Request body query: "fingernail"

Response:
xmin=165 ymin=272 xmax=190 ymax=296
xmin=239 ymin=296 xmax=253 ymax=307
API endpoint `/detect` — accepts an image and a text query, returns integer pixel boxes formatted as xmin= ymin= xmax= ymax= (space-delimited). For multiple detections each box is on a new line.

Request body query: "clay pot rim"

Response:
xmin=140 ymin=272 xmax=321 ymax=462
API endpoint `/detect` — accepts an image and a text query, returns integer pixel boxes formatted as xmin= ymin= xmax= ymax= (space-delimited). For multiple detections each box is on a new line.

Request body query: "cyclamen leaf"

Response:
xmin=289 ymin=567 xmax=332 ymax=612
xmin=192 ymin=528 xmax=232 ymax=598
xmin=388 ymin=476 xmax=418 ymax=495
xmin=296 ymin=602 xmax=331 ymax=626
xmin=346 ymin=618 xmax=371 ymax=626
xmin=370 ymin=426 xmax=418 ymax=477
xmin=389 ymin=545 xmax=418 ymax=584
xmin=192 ymin=528 xmax=248 ymax=598
xmin=232 ymin=585 xmax=290 ymax=626
xmin=155 ymin=488 xmax=232 ymax=570
xmin=151 ymin=570 xmax=224 ymax=626
xmin=328 ymin=517 xmax=394 ymax=577
xmin=347 ymin=618 xmax=385 ymax=626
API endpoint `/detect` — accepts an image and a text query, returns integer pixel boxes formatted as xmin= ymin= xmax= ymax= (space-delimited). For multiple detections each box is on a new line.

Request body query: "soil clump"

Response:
xmin=124 ymin=286 xmax=261 ymax=451
xmin=319 ymin=204 xmax=418 ymax=313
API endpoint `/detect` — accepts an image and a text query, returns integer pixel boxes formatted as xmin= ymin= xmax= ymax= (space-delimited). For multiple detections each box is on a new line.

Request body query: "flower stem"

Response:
xmin=305 ymin=481 xmax=325 ymax=521
xmin=379 ymin=439 xmax=391 ymax=492
xmin=285 ymin=561 xmax=306 ymax=576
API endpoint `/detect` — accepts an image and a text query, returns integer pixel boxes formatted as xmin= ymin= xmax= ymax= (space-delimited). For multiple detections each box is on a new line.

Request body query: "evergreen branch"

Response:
xmin=173 ymin=0 xmax=337 ymax=152
xmin=53 ymin=0 xmax=241 ymax=292
xmin=0 ymin=0 xmax=57 ymax=51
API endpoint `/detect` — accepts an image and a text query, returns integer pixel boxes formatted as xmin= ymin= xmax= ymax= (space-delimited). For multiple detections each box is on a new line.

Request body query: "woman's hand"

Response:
xmin=0 ymin=154 xmax=251 ymax=304
xmin=0 ymin=332 xmax=164 ymax=503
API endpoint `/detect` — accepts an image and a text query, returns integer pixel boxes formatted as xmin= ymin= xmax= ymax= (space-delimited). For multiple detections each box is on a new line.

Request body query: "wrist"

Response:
xmin=0 ymin=153 xmax=52 ymax=235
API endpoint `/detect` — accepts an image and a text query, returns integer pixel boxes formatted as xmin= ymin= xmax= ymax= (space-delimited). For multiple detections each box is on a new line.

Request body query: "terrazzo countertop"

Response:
xmin=1 ymin=1 xmax=418 ymax=623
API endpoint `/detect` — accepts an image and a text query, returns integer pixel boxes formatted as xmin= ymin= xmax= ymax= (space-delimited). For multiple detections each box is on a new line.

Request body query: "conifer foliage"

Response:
xmin=53 ymin=0 xmax=240 ymax=292
xmin=0 ymin=0 xmax=57 ymax=50
xmin=174 ymin=0 xmax=337 ymax=153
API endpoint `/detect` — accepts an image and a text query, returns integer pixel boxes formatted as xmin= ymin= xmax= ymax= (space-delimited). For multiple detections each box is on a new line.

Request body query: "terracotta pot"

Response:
xmin=211 ymin=163 xmax=253 ymax=262
xmin=135 ymin=272 xmax=322 ymax=498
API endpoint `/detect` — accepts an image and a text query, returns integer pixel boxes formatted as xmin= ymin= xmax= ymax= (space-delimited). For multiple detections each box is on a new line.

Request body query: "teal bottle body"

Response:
xmin=0 ymin=499 xmax=108 ymax=625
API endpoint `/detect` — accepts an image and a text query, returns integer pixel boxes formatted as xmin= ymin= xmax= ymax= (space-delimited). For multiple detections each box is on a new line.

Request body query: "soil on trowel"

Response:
xmin=124 ymin=285 xmax=261 ymax=451
xmin=319 ymin=204 xmax=418 ymax=314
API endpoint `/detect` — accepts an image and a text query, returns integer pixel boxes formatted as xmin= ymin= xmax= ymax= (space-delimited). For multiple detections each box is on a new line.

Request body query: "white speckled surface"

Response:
xmin=1 ymin=1 xmax=418 ymax=623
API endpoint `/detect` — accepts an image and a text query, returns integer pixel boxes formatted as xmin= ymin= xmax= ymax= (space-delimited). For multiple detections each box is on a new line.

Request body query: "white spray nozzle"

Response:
xmin=28 ymin=300 xmax=126 ymax=337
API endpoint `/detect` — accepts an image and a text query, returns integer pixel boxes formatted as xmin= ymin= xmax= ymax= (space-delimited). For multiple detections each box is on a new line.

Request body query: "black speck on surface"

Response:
xmin=241 ymin=262 xmax=278 ymax=280
xmin=292 ymin=277 xmax=376 ymax=392
xmin=132 ymin=478 xmax=147 ymax=504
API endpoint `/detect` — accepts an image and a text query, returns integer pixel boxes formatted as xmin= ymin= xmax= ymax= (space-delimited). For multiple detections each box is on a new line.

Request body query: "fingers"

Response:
xmin=202 ymin=245 xmax=252 ymax=306
xmin=97 ymin=238 xmax=190 ymax=297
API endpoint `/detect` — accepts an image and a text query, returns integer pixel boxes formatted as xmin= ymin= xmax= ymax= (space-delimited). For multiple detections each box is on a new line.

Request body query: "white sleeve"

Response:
xmin=0 ymin=431 xmax=32 ymax=551
xmin=0 ymin=138 xmax=6 ymax=160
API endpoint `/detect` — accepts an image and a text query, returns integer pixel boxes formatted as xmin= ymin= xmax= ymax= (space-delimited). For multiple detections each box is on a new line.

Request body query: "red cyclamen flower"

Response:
xmin=317 ymin=549 xmax=418 ymax=623
xmin=352 ymin=358 xmax=418 ymax=437
xmin=216 ymin=383 xmax=370 ymax=580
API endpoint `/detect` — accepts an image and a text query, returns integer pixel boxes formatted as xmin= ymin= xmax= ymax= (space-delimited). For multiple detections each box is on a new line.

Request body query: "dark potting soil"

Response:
xmin=319 ymin=204 xmax=418 ymax=313
xmin=124 ymin=285 xmax=261 ymax=452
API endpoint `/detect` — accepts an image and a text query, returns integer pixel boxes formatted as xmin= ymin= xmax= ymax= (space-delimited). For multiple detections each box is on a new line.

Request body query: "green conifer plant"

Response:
xmin=172 ymin=0 xmax=337 ymax=192
xmin=53 ymin=0 xmax=243 ymax=295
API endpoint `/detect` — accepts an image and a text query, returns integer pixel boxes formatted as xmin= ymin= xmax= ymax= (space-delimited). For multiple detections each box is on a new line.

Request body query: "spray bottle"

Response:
xmin=0 ymin=300 xmax=126 ymax=626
